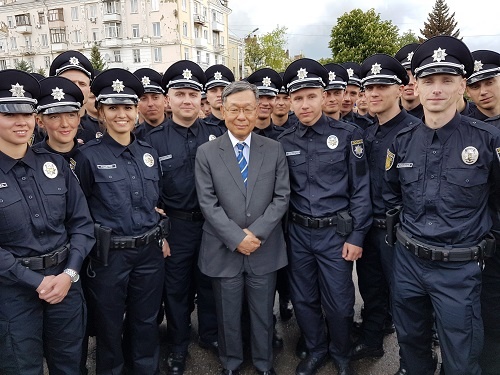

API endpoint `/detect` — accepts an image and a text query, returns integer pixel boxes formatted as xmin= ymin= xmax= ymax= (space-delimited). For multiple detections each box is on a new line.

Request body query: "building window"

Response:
xmin=41 ymin=34 xmax=48 ymax=47
xmin=133 ymin=49 xmax=140 ymax=63
xmin=0 ymin=39 xmax=5 ymax=52
xmin=214 ymin=55 xmax=218 ymax=64
xmin=73 ymin=30 xmax=82 ymax=43
xmin=7 ymin=16 xmax=13 ymax=28
xmin=181 ymin=0 xmax=186 ymax=11
xmin=1 ymin=60 xmax=8 ymax=70
xmin=196 ymin=50 xmax=201 ymax=64
xmin=48 ymin=9 xmax=64 ymax=22
xmin=44 ymin=56 xmax=51 ymax=68
xmin=92 ymin=29 xmax=99 ymax=41
xmin=13 ymin=59 xmax=19 ymax=67
xmin=15 ymin=14 xmax=31 ymax=26
xmin=212 ymin=31 xmax=218 ymax=47
xmin=132 ymin=24 xmax=140 ymax=38
xmin=206 ymin=52 xmax=209 ymax=64
xmin=38 ymin=12 xmax=45 ymax=25
xmin=182 ymin=22 xmax=188 ymax=37
xmin=10 ymin=37 xmax=17 ymax=49
xmin=25 ymin=36 xmax=32 ymax=49
xmin=104 ymin=23 xmax=120 ymax=38
xmin=194 ymin=27 xmax=200 ymax=38
xmin=105 ymin=1 xmax=119 ymax=14
xmin=130 ymin=0 xmax=138 ymax=13
xmin=151 ymin=0 xmax=159 ymax=11
xmin=152 ymin=22 xmax=161 ymax=37
xmin=203 ymin=6 xmax=207 ymax=18
xmin=184 ymin=48 xmax=189 ymax=60
xmin=71 ymin=7 xmax=79 ymax=21
xmin=114 ymin=50 xmax=122 ymax=62
xmin=203 ymin=30 xmax=208 ymax=40
xmin=50 ymin=28 xmax=67 ymax=43
xmin=154 ymin=47 xmax=162 ymax=62
xmin=222 ymin=56 xmax=225 ymax=65
xmin=89 ymin=4 xmax=97 ymax=18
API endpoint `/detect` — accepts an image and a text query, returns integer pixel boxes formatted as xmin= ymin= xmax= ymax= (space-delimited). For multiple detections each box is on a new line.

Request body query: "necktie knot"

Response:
xmin=236 ymin=142 xmax=245 ymax=152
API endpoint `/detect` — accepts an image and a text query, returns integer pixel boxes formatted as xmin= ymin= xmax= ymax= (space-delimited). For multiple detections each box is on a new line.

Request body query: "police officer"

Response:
xmin=354 ymin=54 xmax=419 ymax=373
xmin=201 ymin=91 xmax=212 ymax=118
xmin=74 ymin=68 xmax=167 ymax=374
xmin=340 ymin=62 xmax=374 ymax=130
xmin=246 ymin=68 xmax=282 ymax=140
xmin=465 ymin=49 xmax=500 ymax=374
xmin=0 ymin=69 xmax=95 ymax=374
xmin=279 ymin=58 xmax=372 ymax=375
xmin=383 ymin=36 xmax=500 ymax=375
xmin=50 ymin=50 xmax=100 ymax=141
xmin=272 ymin=73 xmax=297 ymax=131
xmin=145 ymin=61 xmax=224 ymax=375
xmin=133 ymin=68 xmax=168 ymax=140
xmin=395 ymin=43 xmax=424 ymax=119
xmin=204 ymin=64 xmax=235 ymax=129
xmin=322 ymin=63 xmax=349 ymax=121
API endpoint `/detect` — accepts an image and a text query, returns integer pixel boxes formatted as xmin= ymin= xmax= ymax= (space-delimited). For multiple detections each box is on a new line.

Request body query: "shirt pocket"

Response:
xmin=93 ymin=169 xmax=128 ymax=210
xmin=143 ymin=166 xmax=160 ymax=204
xmin=287 ymin=154 xmax=307 ymax=185
xmin=443 ymin=168 xmax=489 ymax=211
xmin=0 ymin=189 xmax=25 ymax=234
xmin=399 ymin=167 xmax=422 ymax=214
xmin=39 ymin=177 xmax=68 ymax=227
xmin=317 ymin=152 xmax=346 ymax=185
xmin=159 ymin=157 xmax=187 ymax=198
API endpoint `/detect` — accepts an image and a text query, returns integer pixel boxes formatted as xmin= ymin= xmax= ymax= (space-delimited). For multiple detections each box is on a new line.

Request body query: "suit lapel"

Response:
xmin=219 ymin=133 xmax=247 ymax=197
xmin=246 ymin=135 xmax=264 ymax=208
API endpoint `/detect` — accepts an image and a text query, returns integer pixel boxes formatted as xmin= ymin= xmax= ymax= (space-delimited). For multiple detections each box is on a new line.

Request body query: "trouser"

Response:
xmin=287 ymin=222 xmax=354 ymax=364
xmin=163 ymin=218 xmax=217 ymax=353
xmin=0 ymin=262 xmax=86 ymax=375
xmin=86 ymin=241 xmax=164 ymax=375
xmin=392 ymin=241 xmax=483 ymax=375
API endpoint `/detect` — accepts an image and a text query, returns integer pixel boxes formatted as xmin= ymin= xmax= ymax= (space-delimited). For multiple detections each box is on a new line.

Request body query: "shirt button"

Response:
xmin=428 ymin=222 xmax=432 ymax=225
xmin=28 ymin=195 xmax=33 ymax=199
xmin=128 ymin=162 xmax=132 ymax=165
xmin=432 ymin=151 xmax=437 ymax=154
xmin=34 ymin=214 xmax=40 ymax=218
xmin=0 ymin=199 xmax=3 ymax=202
xmin=57 ymin=187 xmax=61 ymax=191
xmin=132 ymin=176 xmax=136 ymax=179
xmin=134 ymin=192 xmax=139 ymax=195
xmin=108 ymin=176 xmax=112 ymax=179
xmin=246 ymin=213 xmax=251 ymax=217
xmin=465 ymin=179 xmax=470 ymax=183
xmin=21 ymin=177 xmax=26 ymax=180
xmin=431 ymin=175 xmax=435 ymax=179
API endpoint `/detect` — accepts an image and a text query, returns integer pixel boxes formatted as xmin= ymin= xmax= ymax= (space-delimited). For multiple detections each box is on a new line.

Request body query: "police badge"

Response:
xmin=385 ymin=150 xmax=395 ymax=171
xmin=351 ymin=139 xmax=364 ymax=158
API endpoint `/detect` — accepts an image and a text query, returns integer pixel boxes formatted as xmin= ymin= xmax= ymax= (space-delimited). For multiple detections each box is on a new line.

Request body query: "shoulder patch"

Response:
xmin=496 ymin=147 xmax=500 ymax=162
xmin=385 ymin=149 xmax=395 ymax=171
xmin=351 ymin=139 xmax=364 ymax=158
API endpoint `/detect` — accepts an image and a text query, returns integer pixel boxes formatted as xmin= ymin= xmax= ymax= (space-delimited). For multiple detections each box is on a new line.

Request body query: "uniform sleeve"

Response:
xmin=0 ymin=246 xmax=44 ymax=289
xmin=73 ymin=152 xmax=95 ymax=198
xmin=489 ymin=134 xmax=500 ymax=243
xmin=382 ymin=139 xmax=402 ymax=211
xmin=347 ymin=127 xmax=373 ymax=247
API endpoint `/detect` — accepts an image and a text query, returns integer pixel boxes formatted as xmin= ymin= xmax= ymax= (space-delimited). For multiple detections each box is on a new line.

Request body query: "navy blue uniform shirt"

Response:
xmin=80 ymin=113 xmax=101 ymax=136
xmin=146 ymin=118 xmax=224 ymax=212
xmin=75 ymin=133 xmax=161 ymax=237
xmin=203 ymin=113 xmax=226 ymax=130
xmin=383 ymin=113 xmax=500 ymax=247
xmin=469 ymin=106 xmax=500 ymax=129
xmin=134 ymin=115 xmax=169 ymax=141
xmin=342 ymin=110 xmax=374 ymax=130
xmin=0 ymin=147 xmax=95 ymax=288
xmin=34 ymin=137 xmax=80 ymax=170
xmin=253 ymin=123 xmax=281 ymax=140
xmin=278 ymin=114 xmax=372 ymax=246
xmin=364 ymin=109 xmax=420 ymax=217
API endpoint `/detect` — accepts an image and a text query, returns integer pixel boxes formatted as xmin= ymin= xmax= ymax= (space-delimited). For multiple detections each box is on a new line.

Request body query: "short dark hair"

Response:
xmin=221 ymin=81 xmax=259 ymax=105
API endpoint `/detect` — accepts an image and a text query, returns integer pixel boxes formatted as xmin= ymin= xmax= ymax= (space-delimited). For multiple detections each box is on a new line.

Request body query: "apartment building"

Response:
xmin=0 ymin=0 xmax=233 ymax=74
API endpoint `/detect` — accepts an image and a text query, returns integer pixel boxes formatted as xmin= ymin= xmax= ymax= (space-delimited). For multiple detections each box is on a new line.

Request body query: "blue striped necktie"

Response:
xmin=236 ymin=142 xmax=248 ymax=187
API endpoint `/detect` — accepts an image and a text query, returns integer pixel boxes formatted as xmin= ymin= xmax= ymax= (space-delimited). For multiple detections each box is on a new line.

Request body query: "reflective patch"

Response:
xmin=397 ymin=163 xmax=413 ymax=168
xmin=385 ymin=150 xmax=395 ymax=171
xmin=0 ymin=182 xmax=7 ymax=188
xmin=496 ymin=147 xmax=500 ymax=162
xmin=351 ymin=139 xmax=364 ymax=158
xmin=97 ymin=164 xmax=117 ymax=169
xmin=286 ymin=151 xmax=301 ymax=156
xmin=159 ymin=155 xmax=172 ymax=162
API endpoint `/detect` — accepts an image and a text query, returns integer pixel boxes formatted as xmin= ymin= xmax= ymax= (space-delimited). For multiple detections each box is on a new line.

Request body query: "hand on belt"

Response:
xmin=290 ymin=211 xmax=338 ymax=229
xmin=18 ymin=245 xmax=69 ymax=271
xmin=110 ymin=226 xmax=161 ymax=249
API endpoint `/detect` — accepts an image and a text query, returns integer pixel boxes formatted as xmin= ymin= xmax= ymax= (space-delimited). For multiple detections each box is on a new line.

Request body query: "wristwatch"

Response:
xmin=63 ymin=268 xmax=80 ymax=283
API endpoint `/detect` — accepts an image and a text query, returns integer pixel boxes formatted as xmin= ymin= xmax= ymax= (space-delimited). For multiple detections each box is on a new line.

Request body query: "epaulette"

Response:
xmin=32 ymin=147 xmax=51 ymax=155
xmin=79 ymin=138 xmax=102 ymax=151
xmin=137 ymin=139 xmax=153 ymax=148
xmin=467 ymin=117 xmax=500 ymax=135
xmin=394 ymin=121 xmax=420 ymax=139
xmin=330 ymin=117 xmax=358 ymax=132
xmin=277 ymin=125 xmax=297 ymax=140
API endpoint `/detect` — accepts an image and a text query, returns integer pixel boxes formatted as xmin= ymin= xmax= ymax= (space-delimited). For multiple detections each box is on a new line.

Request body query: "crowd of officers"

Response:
xmin=0 ymin=33 xmax=499 ymax=375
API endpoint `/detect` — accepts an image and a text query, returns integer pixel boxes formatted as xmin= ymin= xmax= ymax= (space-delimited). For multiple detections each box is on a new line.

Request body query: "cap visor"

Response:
xmin=98 ymin=97 xmax=138 ymax=105
xmin=417 ymin=67 xmax=463 ymax=78
xmin=39 ymin=105 xmax=80 ymax=115
xmin=0 ymin=103 xmax=36 ymax=114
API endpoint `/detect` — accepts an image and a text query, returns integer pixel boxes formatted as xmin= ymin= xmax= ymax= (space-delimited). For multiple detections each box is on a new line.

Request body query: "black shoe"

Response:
xmin=295 ymin=354 xmax=327 ymax=375
xmin=272 ymin=329 xmax=283 ymax=349
xmin=350 ymin=342 xmax=384 ymax=360
xmin=220 ymin=370 xmax=240 ymax=375
xmin=351 ymin=320 xmax=363 ymax=337
xmin=334 ymin=361 xmax=354 ymax=375
xmin=394 ymin=367 xmax=407 ymax=375
xmin=256 ymin=368 xmax=277 ymax=375
xmin=295 ymin=335 xmax=308 ymax=359
xmin=383 ymin=320 xmax=396 ymax=335
xmin=279 ymin=300 xmax=293 ymax=322
xmin=167 ymin=352 xmax=186 ymax=375
xmin=198 ymin=338 xmax=219 ymax=356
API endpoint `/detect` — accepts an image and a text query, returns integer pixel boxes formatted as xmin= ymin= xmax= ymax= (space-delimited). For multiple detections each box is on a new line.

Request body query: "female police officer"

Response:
xmin=0 ymin=70 xmax=95 ymax=374
xmin=74 ymin=68 xmax=168 ymax=375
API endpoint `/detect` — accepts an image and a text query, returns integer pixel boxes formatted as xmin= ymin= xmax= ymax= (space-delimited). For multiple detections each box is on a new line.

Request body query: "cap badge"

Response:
xmin=9 ymin=83 xmax=25 ymax=97
xmin=371 ymin=63 xmax=382 ymax=75
xmin=461 ymin=146 xmax=479 ymax=165
xmin=346 ymin=68 xmax=354 ymax=78
xmin=473 ymin=60 xmax=483 ymax=72
xmin=326 ymin=135 xmax=339 ymax=150
xmin=43 ymin=162 xmax=58 ymax=179
xmin=407 ymin=51 xmax=414 ymax=62
xmin=143 ymin=153 xmax=155 ymax=167
xmin=182 ymin=69 xmax=193 ymax=80
xmin=297 ymin=68 xmax=308 ymax=80
xmin=69 ymin=57 xmax=80 ymax=66
xmin=432 ymin=48 xmax=447 ymax=62
xmin=214 ymin=71 xmax=223 ymax=80
xmin=51 ymin=87 xmax=65 ymax=101
xmin=328 ymin=71 xmax=336 ymax=82
xmin=262 ymin=76 xmax=272 ymax=87
xmin=141 ymin=76 xmax=151 ymax=85
xmin=112 ymin=79 xmax=125 ymax=93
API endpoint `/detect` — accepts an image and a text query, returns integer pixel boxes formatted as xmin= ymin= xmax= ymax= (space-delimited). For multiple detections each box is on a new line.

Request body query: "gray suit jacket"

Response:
xmin=195 ymin=132 xmax=290 ymax=277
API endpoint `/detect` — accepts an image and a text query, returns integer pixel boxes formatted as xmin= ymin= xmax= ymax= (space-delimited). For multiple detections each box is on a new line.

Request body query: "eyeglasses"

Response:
xmin=223 ymin=106 xmax=256 ymax=116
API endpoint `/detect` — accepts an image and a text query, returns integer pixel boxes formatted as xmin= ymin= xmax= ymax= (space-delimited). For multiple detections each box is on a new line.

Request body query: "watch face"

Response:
xmin=72 ymin=273 xmax=80 ymax=283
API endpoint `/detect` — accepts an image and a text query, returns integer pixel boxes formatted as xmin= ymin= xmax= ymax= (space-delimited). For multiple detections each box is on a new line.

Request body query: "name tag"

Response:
xmin=0 ymin=182 xmax=7 ymax=188
xmin=286 ymin=151 xmax=301 ymax=156
xmin=397 ymin=163 xmax=413 ymax=168
xmin=97 ymin=164 xmax=117 ymax=169
xmin=159 ymin=155 xmax=173 ymax=161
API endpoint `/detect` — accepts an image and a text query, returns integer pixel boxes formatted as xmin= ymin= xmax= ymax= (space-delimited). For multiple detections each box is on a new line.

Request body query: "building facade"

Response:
xmin=0 ymin=0 xmax=233 ymax=74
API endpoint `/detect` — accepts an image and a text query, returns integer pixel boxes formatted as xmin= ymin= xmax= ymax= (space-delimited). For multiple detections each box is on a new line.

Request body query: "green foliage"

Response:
xmin=244 ymin=26 xmax=291 ymax=74
xmin=90 ymin=43 xmax=107 ymax=71
xmin=420 ymin=0 xmax=460 ymax=41
xmin=15 ymin=59 xmax=33 ymax=73
xmin=35 ymin=67 xmax=46 ymax=77
xmin=328 ymin=9 xmax=400 ymax=63
xmin=318 ymin=57 xmax=334 ymax=65
xmin=398 ymin=30 xmax=419 ymax=48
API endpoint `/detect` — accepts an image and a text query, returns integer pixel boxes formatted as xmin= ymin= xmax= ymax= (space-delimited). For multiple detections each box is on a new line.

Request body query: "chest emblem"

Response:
xmin=143 ymin=153 xmax=155 ymax=167
xmin=43 ymin=162 xmax=58 ymax=179
xmin=461 ymin=146 xmax=478 ymax=165
xmin=385 ymin=150 xmax=395 ymax=171
xmin=326 ymin=135 xmax=339 ymax=150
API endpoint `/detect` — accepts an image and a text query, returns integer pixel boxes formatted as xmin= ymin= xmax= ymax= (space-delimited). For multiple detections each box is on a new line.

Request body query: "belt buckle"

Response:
xmin=308 ymin=217 xmax=319 ymax=229
xmin=134 ymin=233 xmax=148 ymax=247
xmin=417 ymin=246 xmax=431 ymax=260
xmin=42 ymin=252 xmax=58 ymax=268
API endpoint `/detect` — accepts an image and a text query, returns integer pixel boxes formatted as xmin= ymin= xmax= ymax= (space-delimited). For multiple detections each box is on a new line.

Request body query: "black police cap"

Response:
xmin=0 ymin=69 xmax=40 ymax=113
xmin=395 ymin=43 xmax=420 ymax=69
xmin=49 ymin=50 xmax=94 ymax=80
xmin=340 ymin=62 xmax=362 ymax=87
xmin=134 ymin=68 xmax=165 ymax=94
xmin=37 ymin=76 xmax=84 ymax=115
xmin=31 ymin=72 xmax=46 ymax=82
xmin=360 ymin=54 xmax=409 ymax=86
xmin=162 ymin=60 xmax=206 ymax=91
xmin=323 ymin=63 xmax=349 ymax=90
xmin=205 ymin=64 xmax=235 ymax=91
xmin=411 ymin=35 xmax=474 ymax=79
xmin=467 ymin=50 xmax=500 ymax=85
xmin=91 ymin=68 xmax=144 ymax=106
xmin=246 ymin=68 xmax=282 ymax=97
xmin=283 ymin=58 xmax=328 ymax=93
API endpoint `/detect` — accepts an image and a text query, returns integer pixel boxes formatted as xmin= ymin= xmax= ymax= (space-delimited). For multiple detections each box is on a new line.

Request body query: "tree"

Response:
xmin=328 ymin=9 xmax=400 ymax=63
xmin=244 ymin=26 xmax=291 ymax=74
xmin=90 ymin=43 xmax=107 ymax=71
xmin=420 ymin=0 xmax=460 ymax=41
xmin=398 ymin=30 xmax=419 ymax=49
xmin=35 ymin=67 xmax=46 ymax=77
xmin=15 ymin=59 xmax=33 ymax=73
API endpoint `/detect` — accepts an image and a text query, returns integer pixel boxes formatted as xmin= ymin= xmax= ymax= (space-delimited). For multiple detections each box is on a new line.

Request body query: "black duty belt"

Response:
xmin=18 ymin=245 xmax=69 ymax=271
xmin=290 ymin=211 xmax=338 ymax=229
xmin=396 ymin=228 xmax=485 ymax=262
xmin=110 ymin=226 xmax=162 ymax=249
xmin=166 ymin=209 xmax=204 ymax=222
xmin=372 ymin=218 xmax=387 ymax=229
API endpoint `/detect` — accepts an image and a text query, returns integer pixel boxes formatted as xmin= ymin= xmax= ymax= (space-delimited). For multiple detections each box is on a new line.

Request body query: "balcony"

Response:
xmin=194 ymin=38 xmax=208 ymax=49
xmin=52 ymin=42 xmax=67 ymax=52
xmin=103 ymin=13 xmax=121 ymax=23
xmin=101 ymin=38 xmax=123 ymax=47
xmin=214 ymin=43 xmax=225 ymax=53
xmin=193 ymin=14 xmax=206 ymax=25
xmin=212 ymin=21 xmax=224 ymax=32
xmin=16 ymin=25 xmax=32 ymax=34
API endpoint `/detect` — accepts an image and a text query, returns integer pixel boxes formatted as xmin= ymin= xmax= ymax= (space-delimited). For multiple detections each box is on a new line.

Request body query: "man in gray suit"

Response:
xmin=195 ymin=81 xmax=290 ymax=375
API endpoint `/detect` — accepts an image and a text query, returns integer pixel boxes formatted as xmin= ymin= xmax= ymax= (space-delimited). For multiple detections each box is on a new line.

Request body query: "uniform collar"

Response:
xmin=171 ymin=118 xmax=200 ymax=137
xmin=101 ymin=132 xmax=140 ymax=157
xmin=297 ymin=114 xmax=328 ymax=137
xmin=424 ymin=112 xmax=461 ymax=144
xmin=376 ymin=109 xmax=407 ymax=137
xmin=0 ymin=146 xmax=37 ymax=173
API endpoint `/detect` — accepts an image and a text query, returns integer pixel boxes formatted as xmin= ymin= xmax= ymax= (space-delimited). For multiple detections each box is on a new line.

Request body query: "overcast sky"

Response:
xmin=227 ymin=0 xmax=499 ymax=60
